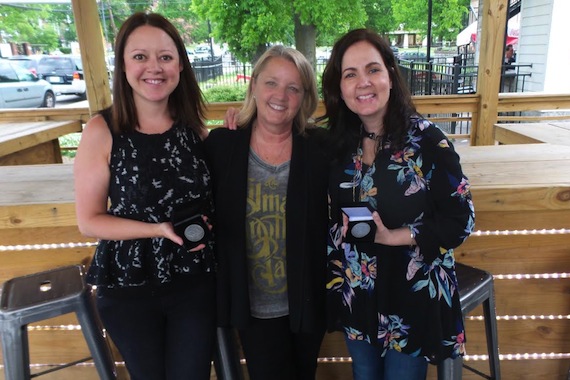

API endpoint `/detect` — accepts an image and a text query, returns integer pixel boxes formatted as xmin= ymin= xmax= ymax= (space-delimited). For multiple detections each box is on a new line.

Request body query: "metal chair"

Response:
xmin=0 ymin=265 xmax=116 ymax=380
xmin=438 ymin=263 xmax=501 ymax=380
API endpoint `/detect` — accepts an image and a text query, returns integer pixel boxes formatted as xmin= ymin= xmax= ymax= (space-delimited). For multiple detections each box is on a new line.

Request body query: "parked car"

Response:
xmin=7 ymin=55 xmax=44 ymax=76
xmin=37 ymin=55 xmax=87 ymax=99
xmin=0 ymin=59 xmax=56 ymax=109
xmin=398 ymin=51 xmax=428 ymax=61
xmin=186 ymin=48 xmax=196 ymax=63
xmin=194 ymin=45 xmax=213 ymax=60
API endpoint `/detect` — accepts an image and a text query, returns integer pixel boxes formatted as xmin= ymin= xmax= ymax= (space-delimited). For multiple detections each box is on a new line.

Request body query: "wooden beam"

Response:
xmin=70 ymin=0 xmax=112 ymax=114
xmin=472 ymin=0 xmax=509 ymax=146
xmin=498 ymin=92 xmax=570 ymax=113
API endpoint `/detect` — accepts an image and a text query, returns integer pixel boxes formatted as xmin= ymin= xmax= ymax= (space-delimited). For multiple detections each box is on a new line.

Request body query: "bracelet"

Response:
xmin=408 ymin=225 xmax=416 ymax=247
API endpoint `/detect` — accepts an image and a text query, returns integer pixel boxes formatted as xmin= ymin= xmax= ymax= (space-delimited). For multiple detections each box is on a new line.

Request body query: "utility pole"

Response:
xmin=426 ymin=0 xmax=432 ymax=63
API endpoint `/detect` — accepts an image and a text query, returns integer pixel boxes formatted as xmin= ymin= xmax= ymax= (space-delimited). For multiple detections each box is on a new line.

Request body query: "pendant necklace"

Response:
xmin=360 ymin=124 xmax=385 ymax=157
xmin=363 ymin=130 xmax=382 ymax=141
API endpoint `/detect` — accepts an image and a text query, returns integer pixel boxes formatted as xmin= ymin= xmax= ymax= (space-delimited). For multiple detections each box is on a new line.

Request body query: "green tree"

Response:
xmin=98 ymin=0 xmax=137 ymax=49
xmin=96 ymin=1 xmax=208 ymax=50
xmin=154 ymin=0 xmax=209 ymax=45
xmin=0 ymin=4 xmax=61 ymax=53
xmin=193 ymin=0 xmax=367 ymax=66
xmin=365 ymin=1 xmax=397 ymax=36
xmin=392 ymin=0 xmax=469 ymax=43
xmin=125 ymin=0 xmax=153 ymax=14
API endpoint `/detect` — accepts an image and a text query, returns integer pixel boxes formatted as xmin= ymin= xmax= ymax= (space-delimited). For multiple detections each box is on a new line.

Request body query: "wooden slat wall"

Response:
xmin=1 ymin=91 xmax=570 ymax=380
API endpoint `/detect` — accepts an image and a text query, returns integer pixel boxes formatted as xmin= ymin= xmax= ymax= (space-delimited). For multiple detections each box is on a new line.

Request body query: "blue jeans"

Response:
xmin=345 ymin=337 xmax=428 ymax=380
xmin=96 ymin=274 xmax=216 ymax=380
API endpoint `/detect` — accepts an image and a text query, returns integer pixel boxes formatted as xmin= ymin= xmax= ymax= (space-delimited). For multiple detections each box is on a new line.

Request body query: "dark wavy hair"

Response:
xmin=109 ymin=12 xmax=206 ymax=135
xmin=319 ymin=28 xmax=418 ymax=159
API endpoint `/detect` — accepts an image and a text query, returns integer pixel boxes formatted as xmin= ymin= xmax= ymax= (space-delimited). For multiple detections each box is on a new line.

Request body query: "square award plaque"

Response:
xmin=340 ymin=203 xmax=376 ymax=243
xmin=171 ymin=202 xmax=210 ymax=250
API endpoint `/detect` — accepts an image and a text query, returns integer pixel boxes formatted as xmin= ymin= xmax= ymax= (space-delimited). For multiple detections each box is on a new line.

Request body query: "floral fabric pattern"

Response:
xmin=327 ymin=117 xmax=475 ymax=363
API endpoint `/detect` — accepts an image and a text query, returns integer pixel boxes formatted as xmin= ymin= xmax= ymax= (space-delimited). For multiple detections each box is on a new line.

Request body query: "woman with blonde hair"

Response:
xmin=205 ymin=45 xmax=329 ymax=380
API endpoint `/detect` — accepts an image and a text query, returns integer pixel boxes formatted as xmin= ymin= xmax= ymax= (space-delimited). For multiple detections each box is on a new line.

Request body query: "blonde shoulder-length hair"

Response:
xmin=237 ymin=45 xmax=318 ymax=134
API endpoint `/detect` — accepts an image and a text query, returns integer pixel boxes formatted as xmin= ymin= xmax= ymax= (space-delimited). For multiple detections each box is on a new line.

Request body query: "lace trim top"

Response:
xmin=86 ymin=119 xmax=216 ymax=288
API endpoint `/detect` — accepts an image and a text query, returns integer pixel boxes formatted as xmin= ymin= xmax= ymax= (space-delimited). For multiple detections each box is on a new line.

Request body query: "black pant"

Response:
xmin=96 ymin=274 xmax=216 ymax=380
xmin=238 ymin=316 xmax=325 ymax=380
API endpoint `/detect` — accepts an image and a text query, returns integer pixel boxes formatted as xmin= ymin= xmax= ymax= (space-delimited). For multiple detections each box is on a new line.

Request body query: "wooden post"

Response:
xmin=70 ymin=0 xmax=112 ymax=114
xmin=471 ymin=0 xmax=508 ymax=146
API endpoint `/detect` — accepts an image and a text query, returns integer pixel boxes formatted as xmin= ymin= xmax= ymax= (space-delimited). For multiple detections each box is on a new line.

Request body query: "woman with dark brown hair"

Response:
xmin=321 ymin=29 xmax=475 ymax=379
xmin=74 ymin=12 xmax=216 ymax=379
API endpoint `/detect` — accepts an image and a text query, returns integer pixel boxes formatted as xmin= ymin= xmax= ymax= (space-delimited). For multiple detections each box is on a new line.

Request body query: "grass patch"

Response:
xmin=59 ymin=132 xmax=82 ymax=158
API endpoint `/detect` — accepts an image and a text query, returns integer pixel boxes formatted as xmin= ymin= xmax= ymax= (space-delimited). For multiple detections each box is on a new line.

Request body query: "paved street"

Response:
xmin=55 ymin=94 xmax=89 ymax=108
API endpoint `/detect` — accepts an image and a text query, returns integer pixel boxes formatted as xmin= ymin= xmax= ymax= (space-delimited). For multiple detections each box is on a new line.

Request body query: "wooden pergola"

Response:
xmin=0 ymin=1 xmax=569 ymax=379
xmin=71 ymin=0 xmax=509 ymax=146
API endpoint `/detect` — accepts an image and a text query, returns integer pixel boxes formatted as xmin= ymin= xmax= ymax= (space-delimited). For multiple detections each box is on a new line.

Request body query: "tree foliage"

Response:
xmin=193 ymin=0 xmax=366 ymax=63
xmin=392 ymin=0 xmax=470 ymax=42
xmin=0 ymin=4 xmax=62 ymax=53
xmin=155 ymin=1 xmax=209 ymax=45
xmin=363 ymin=1 xmax=397 ymax=36
xmin=0 ymin=0 xmax=470 ymax=61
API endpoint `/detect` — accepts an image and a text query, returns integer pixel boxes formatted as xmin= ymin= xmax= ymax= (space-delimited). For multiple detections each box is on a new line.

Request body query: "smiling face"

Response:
xmin=340 ymin=40 xmax=392 ymax=130
xmin=123 ymin=25 xmax=182 ymax=106
xmin=252 ymin=56 xmax=304 ymax=132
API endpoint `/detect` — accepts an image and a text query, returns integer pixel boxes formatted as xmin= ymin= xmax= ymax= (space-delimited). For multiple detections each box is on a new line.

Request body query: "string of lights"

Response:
xmin=2 ymin=228 xmax=568 ymax=252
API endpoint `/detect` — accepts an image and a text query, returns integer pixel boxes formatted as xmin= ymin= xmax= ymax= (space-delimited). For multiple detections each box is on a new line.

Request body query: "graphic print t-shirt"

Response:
xmin=245 ymin=150 xmax=290 ymax=318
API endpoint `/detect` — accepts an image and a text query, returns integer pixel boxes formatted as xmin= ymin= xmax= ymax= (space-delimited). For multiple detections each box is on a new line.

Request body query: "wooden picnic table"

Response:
xmin=0 ymin=120 xmax=82 ymax=165
xmin=494 ymin=121 xmax=570 ymax=146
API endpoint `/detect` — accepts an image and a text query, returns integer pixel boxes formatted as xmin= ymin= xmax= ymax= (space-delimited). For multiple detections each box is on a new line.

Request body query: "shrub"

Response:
xmin=203 ymin=85 xmax=247 ymax=103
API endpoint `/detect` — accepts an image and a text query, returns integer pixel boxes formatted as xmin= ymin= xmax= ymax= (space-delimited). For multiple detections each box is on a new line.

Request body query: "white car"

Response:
xmin=0 ymin=59 xmax=56 ymax=109
xmin=194 ymin=45 xmax=213 ymax=60
xmin=37 ymin=55 xmax=87 ymax=100
xmin=186 ymin=49 xmax=196 ymax=63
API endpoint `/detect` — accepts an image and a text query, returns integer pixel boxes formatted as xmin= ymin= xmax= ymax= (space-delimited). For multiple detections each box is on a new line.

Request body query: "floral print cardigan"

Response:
xmin=326 ymin=116 xmax=475 ymax=363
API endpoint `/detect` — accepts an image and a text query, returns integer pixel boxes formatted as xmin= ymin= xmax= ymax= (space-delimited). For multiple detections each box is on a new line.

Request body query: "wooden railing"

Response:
xmin=1 ymin=92 xmax=569 ymax=137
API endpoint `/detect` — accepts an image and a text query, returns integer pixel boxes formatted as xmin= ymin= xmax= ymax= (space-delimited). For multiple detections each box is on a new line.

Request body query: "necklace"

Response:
xmin=252 ymin=125 xmax=292 ymax=167
xmin=351 ymin=125 xmax=388 ymax=201
xmin=361 ymin=124 xmax=384 ymax=141
xmin=363 ymin=130 xmax=382 ymax=141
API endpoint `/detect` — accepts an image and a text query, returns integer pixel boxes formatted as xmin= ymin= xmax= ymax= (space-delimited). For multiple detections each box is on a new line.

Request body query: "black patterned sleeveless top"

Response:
xmin=86 ymin=112 xmax=216 ymax=289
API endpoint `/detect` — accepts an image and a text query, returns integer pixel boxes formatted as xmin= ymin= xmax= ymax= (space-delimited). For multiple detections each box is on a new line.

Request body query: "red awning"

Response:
xmin=469 ymin=33 xmax=518 ymax=46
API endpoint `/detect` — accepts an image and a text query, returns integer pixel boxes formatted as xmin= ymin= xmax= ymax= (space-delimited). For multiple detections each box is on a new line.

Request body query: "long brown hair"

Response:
xmin=319 ymin=29 xmax=418 ymax=159
xmin=109 ymin=12 xmax=206 ymax=135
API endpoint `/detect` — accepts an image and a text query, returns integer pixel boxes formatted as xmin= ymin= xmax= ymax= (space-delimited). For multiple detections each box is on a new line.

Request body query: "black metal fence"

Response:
xmin=192 ymin=54 xmax=532 ymax=136
xmin=191 ymin=55 xmax=253 ymax=88
xmin=397 ymin=57 xmax=532 ymax=96
xmin=193 ymin=54 xmax=531 ymax=95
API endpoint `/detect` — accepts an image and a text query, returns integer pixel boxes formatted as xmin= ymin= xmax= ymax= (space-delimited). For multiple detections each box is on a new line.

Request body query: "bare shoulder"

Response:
xmin=79 ymin=114 xmax=112 ymax=145
xmin=75 ymin=114 xmax=113 ymax=167
xmin=84 ymin=114 xmax=110 ymax=134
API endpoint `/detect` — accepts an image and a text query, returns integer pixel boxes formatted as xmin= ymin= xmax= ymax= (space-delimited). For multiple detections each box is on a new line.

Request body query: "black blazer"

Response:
xmin=204 ymin=125 xmax=329 ymax=333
